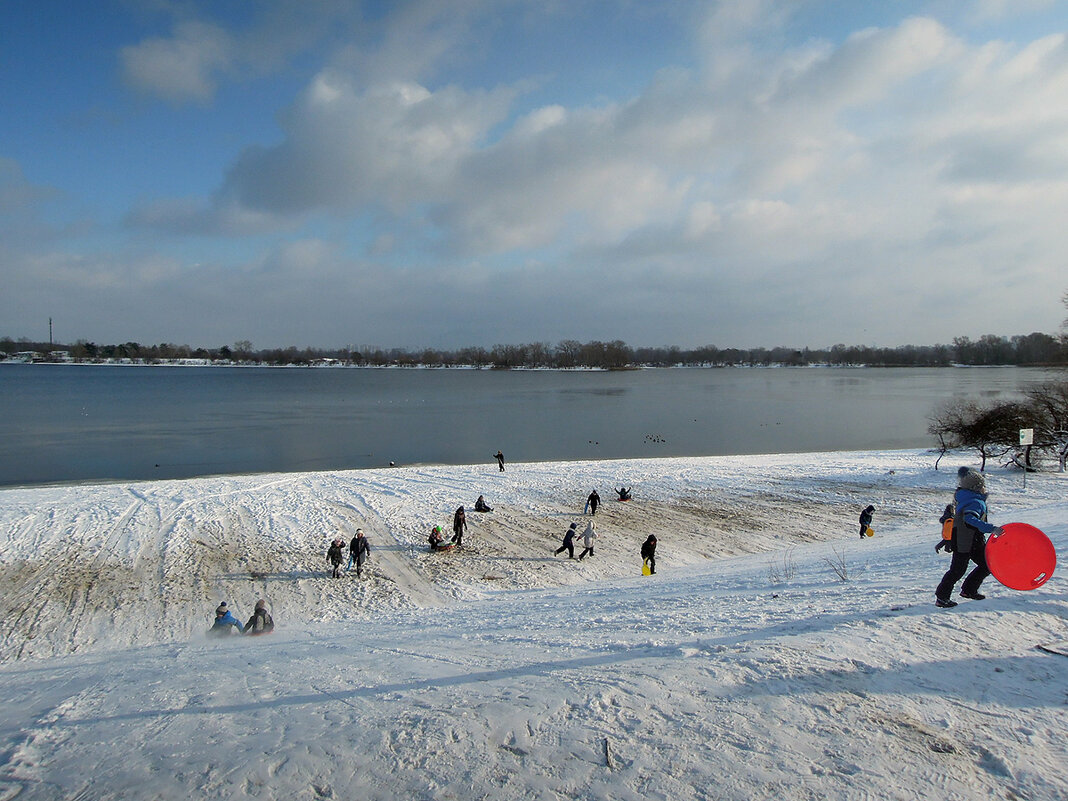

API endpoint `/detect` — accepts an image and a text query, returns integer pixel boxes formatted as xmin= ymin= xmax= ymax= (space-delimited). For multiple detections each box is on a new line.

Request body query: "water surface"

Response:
xmin=0 ymin=364 xmax=1057 ymax=486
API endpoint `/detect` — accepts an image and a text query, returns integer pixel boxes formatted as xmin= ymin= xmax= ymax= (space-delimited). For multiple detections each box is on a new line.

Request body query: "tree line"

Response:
xmin=2 ymin=332 xmax=1066 ymax=368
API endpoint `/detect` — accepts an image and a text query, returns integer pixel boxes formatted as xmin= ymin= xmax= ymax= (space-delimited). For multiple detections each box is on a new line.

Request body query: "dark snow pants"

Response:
xmin=936 ymin=540 xmax=989 ymax=601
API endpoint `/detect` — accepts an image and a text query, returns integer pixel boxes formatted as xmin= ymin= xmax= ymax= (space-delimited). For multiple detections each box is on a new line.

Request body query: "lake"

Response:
xmin=0 ymin=364 xmax=1059 ymax=486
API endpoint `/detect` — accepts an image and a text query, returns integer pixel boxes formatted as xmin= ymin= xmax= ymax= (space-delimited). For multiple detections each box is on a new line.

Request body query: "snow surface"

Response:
xmin=0 ymin=450 xmax=1065 ymax=800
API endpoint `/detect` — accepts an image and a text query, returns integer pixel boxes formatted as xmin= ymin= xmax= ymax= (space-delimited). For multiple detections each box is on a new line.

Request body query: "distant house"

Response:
xmin=13 ymin=351 xmax=41 ymax=362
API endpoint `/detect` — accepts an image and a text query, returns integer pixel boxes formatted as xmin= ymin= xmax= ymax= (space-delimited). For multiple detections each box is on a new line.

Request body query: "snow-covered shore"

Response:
xmin=0 ymin=450 xmax=1065 ymax=799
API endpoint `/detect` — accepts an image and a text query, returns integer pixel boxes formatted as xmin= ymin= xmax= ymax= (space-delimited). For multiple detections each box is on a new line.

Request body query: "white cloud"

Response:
xmin=218 ymin=74 xmax=515 ymax=215
xmin=120 ymin=21 xmax=234 ymax=103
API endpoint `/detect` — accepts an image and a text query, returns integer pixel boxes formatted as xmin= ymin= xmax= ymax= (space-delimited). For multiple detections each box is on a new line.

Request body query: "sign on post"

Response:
xmin=1020 ymin=428 xmax=1034 ymax=489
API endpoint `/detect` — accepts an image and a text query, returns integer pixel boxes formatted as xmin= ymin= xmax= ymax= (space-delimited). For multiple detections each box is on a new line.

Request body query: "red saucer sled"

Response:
xmin=986 ymin=523 xmax=1056 ymax=591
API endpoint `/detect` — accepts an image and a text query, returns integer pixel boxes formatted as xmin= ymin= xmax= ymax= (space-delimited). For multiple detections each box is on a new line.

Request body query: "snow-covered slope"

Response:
xmin=0 ymin=451 xmax=1065 ymax=799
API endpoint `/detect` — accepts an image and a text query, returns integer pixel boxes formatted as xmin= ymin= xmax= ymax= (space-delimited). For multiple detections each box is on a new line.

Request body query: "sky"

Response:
xmin=2 ymin=0 xmax=1068 ymax=352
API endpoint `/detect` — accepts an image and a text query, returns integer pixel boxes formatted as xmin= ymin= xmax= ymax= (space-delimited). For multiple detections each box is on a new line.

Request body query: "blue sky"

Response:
xmin=2 ymin=0 xmax=1067 ymax=351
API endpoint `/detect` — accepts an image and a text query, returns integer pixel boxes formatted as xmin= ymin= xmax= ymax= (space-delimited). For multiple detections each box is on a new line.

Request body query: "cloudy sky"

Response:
xmin=2 ymin=0 xmax=1067 ymax=351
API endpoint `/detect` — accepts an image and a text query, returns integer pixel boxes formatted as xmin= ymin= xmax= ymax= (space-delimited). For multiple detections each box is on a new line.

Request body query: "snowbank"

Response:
xmin=0 ymin=451 xmax=1065 ymax=799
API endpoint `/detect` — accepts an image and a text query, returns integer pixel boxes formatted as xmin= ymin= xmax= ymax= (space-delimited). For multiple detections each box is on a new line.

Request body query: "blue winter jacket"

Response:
xmin=953 ymin=487 xmax=996 ymax=553
xmin=210 ymin=611 xmax=243 ymax=635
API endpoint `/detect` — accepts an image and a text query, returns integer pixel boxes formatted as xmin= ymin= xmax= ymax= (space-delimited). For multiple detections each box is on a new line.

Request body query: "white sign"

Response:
xmin=1019 ymin=428 xmax=1034 ymax=446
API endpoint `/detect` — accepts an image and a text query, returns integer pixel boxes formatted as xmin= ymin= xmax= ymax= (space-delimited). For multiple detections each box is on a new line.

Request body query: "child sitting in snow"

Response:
xmin=243 ymin=599 xmax=274 ymax=635
xmin=208 ymin=602 xmax=243 ymax=636
xmin=429 ymin=526 xmax=449 ymax=550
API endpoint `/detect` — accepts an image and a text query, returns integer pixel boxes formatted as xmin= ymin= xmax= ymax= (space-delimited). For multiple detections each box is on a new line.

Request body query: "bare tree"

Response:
xmin=928 ymin=399 xmax=1030 ymax=470
xmin=1025 ymin=380 xmax=1068 ymax=472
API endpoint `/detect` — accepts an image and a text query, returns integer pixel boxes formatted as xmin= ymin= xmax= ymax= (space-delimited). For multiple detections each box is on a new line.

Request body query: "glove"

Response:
xmin=991 ymin=526 xmax=1005 ymax=538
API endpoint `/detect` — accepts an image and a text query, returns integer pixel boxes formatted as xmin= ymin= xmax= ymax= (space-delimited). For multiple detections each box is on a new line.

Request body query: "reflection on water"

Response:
xmin=0 ymin=365 xmax=1058 ymax=486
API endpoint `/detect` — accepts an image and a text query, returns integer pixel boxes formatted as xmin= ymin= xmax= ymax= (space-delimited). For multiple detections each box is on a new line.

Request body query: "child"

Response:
xmin=859 ymin=505 xmax=875 ymax=538
xmin=208 ymin=602 xmax=243 ymax=636
xmin=327 ymin=538 xmax=345 ymax=578
xmin=555 ymin=523 xmax=577 ymax=558
xmin=243 ymin=600 xmax=275 ymax=635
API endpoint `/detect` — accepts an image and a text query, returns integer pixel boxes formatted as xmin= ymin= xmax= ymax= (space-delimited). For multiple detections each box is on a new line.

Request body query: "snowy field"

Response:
xmin=0 ymin=450 xmax=1065 ymax=800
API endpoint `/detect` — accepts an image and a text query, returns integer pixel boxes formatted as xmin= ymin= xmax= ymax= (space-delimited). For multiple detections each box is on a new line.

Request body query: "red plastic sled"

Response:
xmin=986 ymin=523 xmax=1056 ymax=591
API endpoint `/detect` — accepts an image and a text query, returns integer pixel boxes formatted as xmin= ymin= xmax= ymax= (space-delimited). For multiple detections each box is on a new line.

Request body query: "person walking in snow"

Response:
xmin=327 ymin=538 xmax=345 ymax=578
xmin=495 ymin=450 xmax=505 ymax=472
xmin=349 ymin=529 xmax=370 ymax=577
xmin=641 ymin=534 xmax=657 ymax=574
xmin=578 ymin=520 xmax=597 ymax=560
xmin=586 ymin=490 xmax=601 ymax=515
xmin=555 ymin=522 xmax=578 ymax=558
xmin=451 ymin=506 xmax=468 ymax=546
xmin=935 ymin=468 xmax=1002 ymax=608
xmin=208 ymin=602 xmax=243 ymax=636
xmin=243 ymin=599 xmax=275 ymax=635
xmin=858 ymin=505 xmax=875 ymax=538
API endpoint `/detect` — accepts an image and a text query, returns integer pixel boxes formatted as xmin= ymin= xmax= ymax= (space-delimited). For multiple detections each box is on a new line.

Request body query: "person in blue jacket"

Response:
xmin=208 ymin=602 xmax=244 ymax=636
xmin=935 ymin=468 xmax=1003 ymax=608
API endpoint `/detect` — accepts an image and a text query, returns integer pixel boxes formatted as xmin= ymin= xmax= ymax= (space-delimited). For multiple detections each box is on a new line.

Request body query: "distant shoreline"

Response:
xmin=0 ymin=359 xmax=1038 ymax=370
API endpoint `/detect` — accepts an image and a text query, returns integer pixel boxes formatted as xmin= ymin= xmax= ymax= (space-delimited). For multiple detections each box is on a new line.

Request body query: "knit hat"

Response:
xmin=215 ymin=602 xmax=227 ymax=616
xmin=957 ymin=467 xmax=986 ymax=494
xmin=255 ymin=599 xmax=266 ymax=611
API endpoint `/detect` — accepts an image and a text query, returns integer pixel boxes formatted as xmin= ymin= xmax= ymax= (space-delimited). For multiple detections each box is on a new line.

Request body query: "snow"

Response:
xmin=0 ymin=450 xmax=1065 ymax=800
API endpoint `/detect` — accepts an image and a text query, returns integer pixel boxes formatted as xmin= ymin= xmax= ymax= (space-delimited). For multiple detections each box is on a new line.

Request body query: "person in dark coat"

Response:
xmin=349 ymin=529 xmax=370 ymax=577
xmin=474 ymin=495 xmax=492 ymax=512
xmin=641 ymin=535 xmax=657 ymax=574
xmin=208 ymin=602 xmax=243 ymax=636
xmin=555 ymin=522 xmax=578 ymax=558
xmin=429 ymin=526 xmax=449 ymax=550
xmin=495 ymin=451 xmax=505 ymax=471
xmin=327 ymin=538 xmax=345 ymax=578
xmin=586 ymin=490 xmax=601 ymax=515
xmin=858 ymin=505 xmax=875 ymax=538
xmin=616 ymin=487 xmax=632 ymax=501
xmin=935 ymin=468 xmax=1001 ymax=608
xmin=243 ymin=599 xmax=275 ymax=635
xmin=452 ymin=506 xmax=468 ymax=546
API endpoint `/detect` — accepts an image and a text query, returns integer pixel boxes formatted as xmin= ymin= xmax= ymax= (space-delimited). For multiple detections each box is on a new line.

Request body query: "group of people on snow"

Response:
xmin=327 ymin=529 xmax=371 ymax=578
xmin=208 ymin=600 xmax=274 ymax=637
xmin=553 ymin=520 xmax=599 ymax=560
